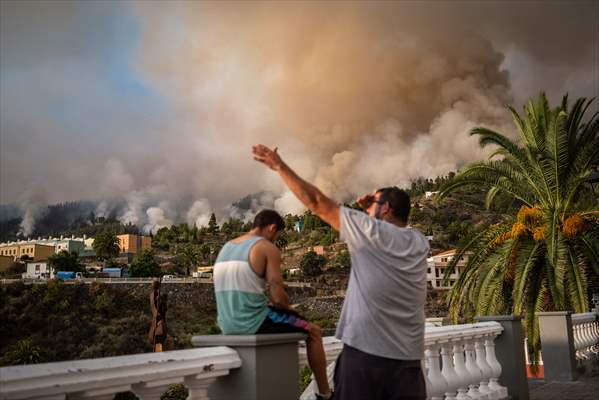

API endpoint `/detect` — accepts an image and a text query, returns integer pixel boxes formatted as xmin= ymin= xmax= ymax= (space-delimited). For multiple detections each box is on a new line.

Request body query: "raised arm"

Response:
xmin=252 ymin=144 xmax=340 ymax=231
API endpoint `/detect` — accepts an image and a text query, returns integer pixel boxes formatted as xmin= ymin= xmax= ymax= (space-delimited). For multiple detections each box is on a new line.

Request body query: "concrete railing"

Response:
xmin=538 ymin=310 xmax=599 ymax=382
xmin=0 ymin=347 xmax=241 ymax=400
xmin=571 ymin=312 xmax=599 ymax=360
xmin=0 ymin=321 xmax=530 ymax=400
xmin=299 ymin=322 xmax=509 ymax=400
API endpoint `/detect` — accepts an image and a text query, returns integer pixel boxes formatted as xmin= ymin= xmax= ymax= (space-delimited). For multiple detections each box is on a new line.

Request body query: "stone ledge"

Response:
xmin=538 ymin=311 xmax=572 ymax=316
xmin=192 ymin=333 xmax=308 ymax=347
xmin=476 ymin=314 xmax=523 ymax=321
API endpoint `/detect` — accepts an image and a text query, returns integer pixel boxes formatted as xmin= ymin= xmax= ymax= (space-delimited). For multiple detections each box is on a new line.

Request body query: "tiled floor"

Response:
xmin=529 ymin=374 xmax=599 ymax=400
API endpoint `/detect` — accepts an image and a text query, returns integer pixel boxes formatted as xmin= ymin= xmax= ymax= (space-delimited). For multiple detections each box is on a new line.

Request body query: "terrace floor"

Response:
xmin=529 ymin=373 xmax=599 ymax=400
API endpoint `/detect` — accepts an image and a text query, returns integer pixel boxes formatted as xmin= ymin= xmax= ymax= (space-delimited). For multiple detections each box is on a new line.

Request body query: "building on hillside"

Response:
xmin=117 ymin=234 xmax=152 ymax=255
xmin=0 ymin=235 xmax=90 ymax=258
xmin=0 ymin=243 xmax=56 ymax=262
xmin=311 ymin=246 xmax=325 ymax=255
xmin=426 ymin=249 xmax=469 ymax=289
xmin=55 ymin=239 xmax=85 ymax=255
xmin=23 ymin=261 xmax=51 ymax=279
xmin=0 ymin=255 xmax=14 ymax=273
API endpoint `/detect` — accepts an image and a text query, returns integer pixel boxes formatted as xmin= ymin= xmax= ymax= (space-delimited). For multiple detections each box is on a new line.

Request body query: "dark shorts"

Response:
xmin=333 ymin=344 xmax=427 ymax=400
xmin=256 ymin=306 xmax=311 ymax=334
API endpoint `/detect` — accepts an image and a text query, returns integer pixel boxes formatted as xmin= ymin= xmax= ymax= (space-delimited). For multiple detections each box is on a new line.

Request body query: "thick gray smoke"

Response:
xmin=1 ymin=1 xmax=598 ymax=233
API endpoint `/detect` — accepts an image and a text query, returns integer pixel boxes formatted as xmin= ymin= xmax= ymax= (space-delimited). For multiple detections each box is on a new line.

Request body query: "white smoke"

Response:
xmin=16 ymin=186 xmax=47 ymax=237
xmin=2 ymin=1 xmax=597 ymax=232
xmin=186 ymin=199 xmax=213 ymax=228
xmin=144 ymin=204 xmax=174 ymax=234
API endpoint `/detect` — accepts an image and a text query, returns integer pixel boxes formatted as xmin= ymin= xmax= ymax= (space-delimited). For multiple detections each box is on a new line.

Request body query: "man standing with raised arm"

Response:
xmin=252 ymin=145 xmax=429 ymax=400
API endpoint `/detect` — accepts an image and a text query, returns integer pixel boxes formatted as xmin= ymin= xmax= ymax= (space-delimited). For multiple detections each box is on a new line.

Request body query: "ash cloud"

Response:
xmin=1 ymin=1 xmax=597 ymax=231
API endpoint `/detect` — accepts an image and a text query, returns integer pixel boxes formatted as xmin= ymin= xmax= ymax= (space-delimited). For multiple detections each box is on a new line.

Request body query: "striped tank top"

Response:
xmin=214 ymin=236 xmax=268 ymax=334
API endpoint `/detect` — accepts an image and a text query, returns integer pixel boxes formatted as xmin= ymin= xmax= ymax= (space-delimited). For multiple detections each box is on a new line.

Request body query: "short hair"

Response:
xmin=253 ymin=209 xmax=285 ymax=232
xmin=376 ymin=187 xmax=411 ymax=222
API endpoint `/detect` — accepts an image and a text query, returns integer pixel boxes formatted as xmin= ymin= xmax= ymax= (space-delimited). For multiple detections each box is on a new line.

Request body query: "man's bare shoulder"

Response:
xmin=253 ymin=238 xmax=280 ymax=256
xmin=230 ymin=233 xmax=253 ymax=244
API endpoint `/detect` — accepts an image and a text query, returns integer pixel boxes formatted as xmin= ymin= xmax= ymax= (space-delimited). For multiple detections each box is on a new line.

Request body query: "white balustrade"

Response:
xmin=300 ymin=321 xmax=508 ymax=400
xmin=571 ymin=312 xmax=599 ymax=360
xmin=0 ymin=347 xmax=241 ymax=400
xmin=425 ymin=343 xmax=449 ymax=400
xmin=440 ymin=342 xmax=459 ymax=400
xmin=452 ymin=339 xmax=472 ymax=400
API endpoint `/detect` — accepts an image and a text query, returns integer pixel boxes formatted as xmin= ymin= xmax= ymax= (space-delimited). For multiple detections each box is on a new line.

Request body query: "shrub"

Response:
xmin=299 ymin=251 xmax=327 ymax=276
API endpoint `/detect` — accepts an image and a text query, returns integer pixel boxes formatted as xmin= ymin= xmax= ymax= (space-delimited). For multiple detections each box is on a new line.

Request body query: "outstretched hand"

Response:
xmin=252 ymin=144 xmax=284 ymax=171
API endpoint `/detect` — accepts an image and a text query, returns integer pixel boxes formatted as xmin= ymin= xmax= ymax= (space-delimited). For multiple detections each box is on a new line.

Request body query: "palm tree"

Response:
xmin=438 ymin=93 xmax=599 ymax=360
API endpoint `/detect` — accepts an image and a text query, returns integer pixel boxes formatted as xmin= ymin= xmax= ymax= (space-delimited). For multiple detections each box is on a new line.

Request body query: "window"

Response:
xmin=427 ymin=268 xmax=431 ymax=274
xmin=441 ymin=257 xmax=447 ymax=263
xmin=435 ymin=269 xmax=440 ymax=278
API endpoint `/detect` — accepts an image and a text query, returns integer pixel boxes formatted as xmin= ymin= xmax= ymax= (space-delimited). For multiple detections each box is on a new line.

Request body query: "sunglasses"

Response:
xmin=369 ymin=199 xmax=386 ymax=206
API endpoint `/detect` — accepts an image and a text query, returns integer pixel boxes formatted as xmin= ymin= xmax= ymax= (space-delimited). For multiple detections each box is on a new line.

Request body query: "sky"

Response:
xmin=1 ymin=0 xmax=598 ymax=234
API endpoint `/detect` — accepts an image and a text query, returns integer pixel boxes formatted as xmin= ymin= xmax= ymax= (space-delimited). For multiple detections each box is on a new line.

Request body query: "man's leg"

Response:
xmin=306 ymin=323 xmax=332 ymax=397
xmin=333 ymin=345 xmax=384 ymax=400
xmin=257 ymin=308 xmax=332 ymax=398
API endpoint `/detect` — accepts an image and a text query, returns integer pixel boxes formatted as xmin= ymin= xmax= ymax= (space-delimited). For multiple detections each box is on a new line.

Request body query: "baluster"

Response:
xmin=452 ymin=339 xmax=472 ymax=400
xmin=578 ymin=321 xmax=588 ymax=358
xmin=424 ymin=345 xmax=448 ymax=400
xmin=585 ymin=320 xmax=596 ymax=354
xmin=474 ymin=337 xmax=493 ymax=399
xmin=70 ymin=387 xmax=131 ymax=400
xmin=185 ymin=376 xmax=216 ymax=400
xmin=440 ymin=341 xmax=459 ymax=400
xmin=131 ymin=383 xmax=171 ymax=400
xmin=573 ymin=321 xmax=586 ymax=359
xmin=591 ymin=319 xmax=599 ymax=353
xmin=572 ymin=322 xmax=581 ymax=359
xmin=464 ymin=338 xmax=487 ymax=400
xmin=70 ymin=393 xmax=116 ymax=400
xmin=483 ymin=332 xmax=507 ymax=400
xmin=583 ymin=321 xmax=592 ymax=357
xmin=422 ymin=359 xmax=434 ymax=400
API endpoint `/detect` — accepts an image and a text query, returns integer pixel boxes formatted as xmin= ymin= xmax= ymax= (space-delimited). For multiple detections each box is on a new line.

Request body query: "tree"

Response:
xmin=336 ymin=249 xmax=351 ymax=270
xmin=48 ymin=251 xmax=84 ymax=273
xmin=299 ymin=251 xmax=327 ymax=276
xmin=93 ymin=230 xmax=120 ymax=262
xmin=275 ymin=230 xmax=289 ymax=250
xmin=2 ymin=338 xmax=46 ymax=365
xmin=208 ymin=213 xmax=219 ymax=233
xmin=199 ymin=243 xmax=212 ymax=264
xmin=438 ymin=93 xmax=599 ymax=360
xmin=177 ymin=243 xmax=202 ymax=276
xmin=129 ymin=249 xmax=161 ymax=277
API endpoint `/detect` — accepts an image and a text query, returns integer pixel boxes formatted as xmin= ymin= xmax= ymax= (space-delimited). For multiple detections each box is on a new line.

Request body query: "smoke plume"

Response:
xmin=1 ymin=1 xmax=597 ymax=232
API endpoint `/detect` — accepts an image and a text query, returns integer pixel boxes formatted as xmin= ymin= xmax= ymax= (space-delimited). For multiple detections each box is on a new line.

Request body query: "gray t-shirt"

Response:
xmin=336 ymin=206 xmax=429 ymax=360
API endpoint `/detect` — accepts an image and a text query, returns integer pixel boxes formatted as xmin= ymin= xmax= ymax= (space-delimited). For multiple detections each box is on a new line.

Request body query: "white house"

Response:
xmin=23 ymin=261 xmax=52 ymax=279
xmin=426 ymin=249 xmax=469 ymax=289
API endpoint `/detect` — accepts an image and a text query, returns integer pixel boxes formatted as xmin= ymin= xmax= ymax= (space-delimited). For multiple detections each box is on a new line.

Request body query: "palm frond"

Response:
xmin=512 ymin=240 xmax=543 ymax=314
xmin=566 ymin=246 xmax=588 ymax=313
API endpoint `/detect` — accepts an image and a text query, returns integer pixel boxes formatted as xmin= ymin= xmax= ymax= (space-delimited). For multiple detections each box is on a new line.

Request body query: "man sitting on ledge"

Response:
xmin=213 ymin=209 xmax=333 ymax=400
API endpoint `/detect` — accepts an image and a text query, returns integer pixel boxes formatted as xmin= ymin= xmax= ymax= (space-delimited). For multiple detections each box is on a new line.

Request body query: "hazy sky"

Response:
xmin=1 ymin=0 xmax=598 ymax=232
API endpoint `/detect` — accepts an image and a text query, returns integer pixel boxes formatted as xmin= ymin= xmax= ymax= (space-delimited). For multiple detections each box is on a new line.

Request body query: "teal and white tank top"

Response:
xmin=214 ymin=236 xmax=268 ymax=334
